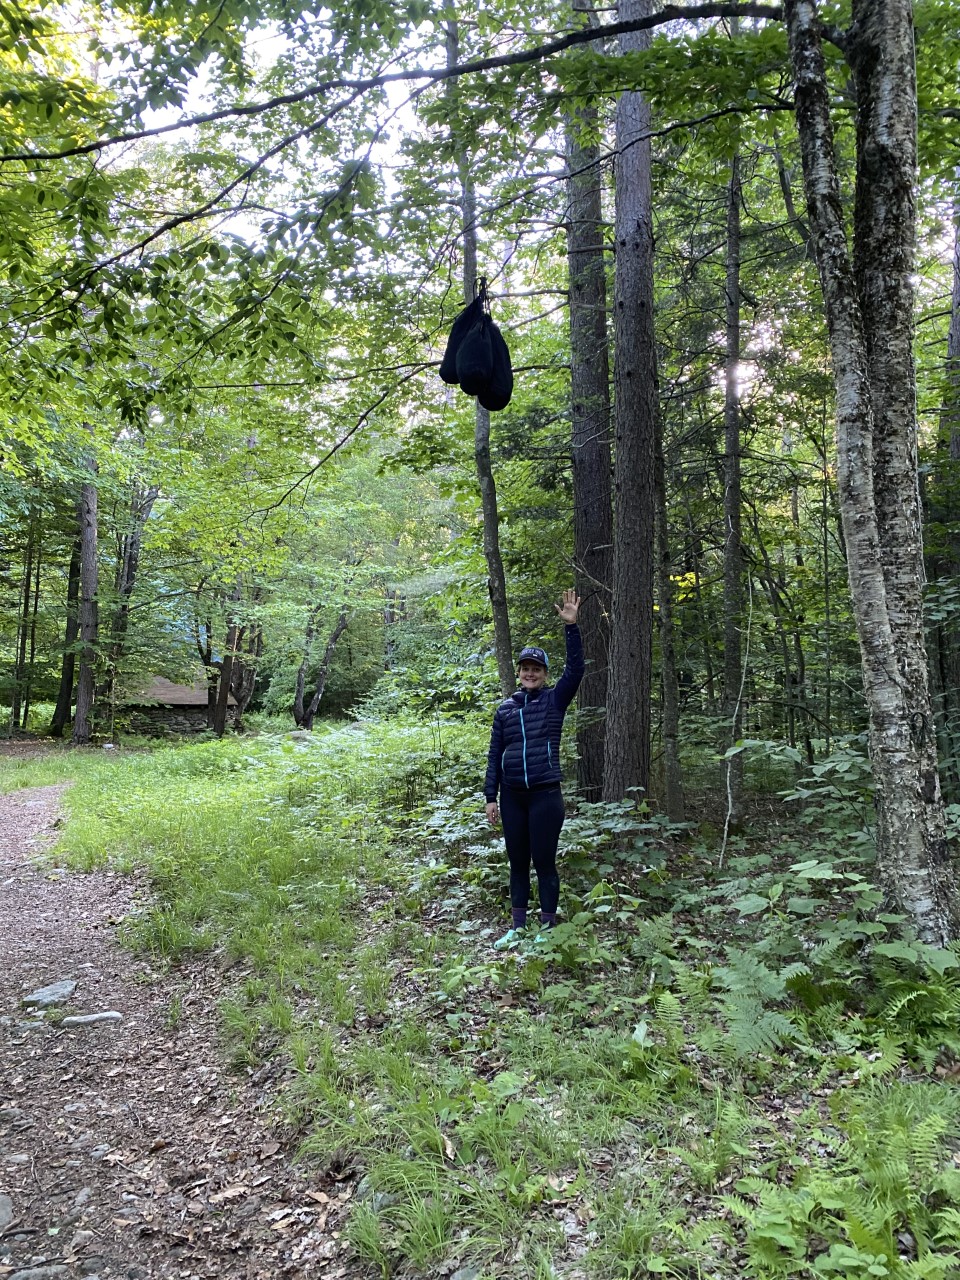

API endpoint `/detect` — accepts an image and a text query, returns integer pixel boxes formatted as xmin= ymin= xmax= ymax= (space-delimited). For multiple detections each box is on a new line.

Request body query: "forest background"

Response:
xmin=4 ymin=0 xmax=960 ymax=1276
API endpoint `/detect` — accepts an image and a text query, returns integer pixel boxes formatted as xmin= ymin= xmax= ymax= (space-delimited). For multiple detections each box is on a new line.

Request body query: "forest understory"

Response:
xmin=2 ymin=726 xmax=960 ymax=1280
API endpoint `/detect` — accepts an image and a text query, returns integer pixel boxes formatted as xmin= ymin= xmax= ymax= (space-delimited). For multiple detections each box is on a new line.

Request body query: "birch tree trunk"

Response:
xmin=565 ymin=45 xmax=613 ymax=800
xmin=926 ymin=177 xmax=960 ymax=800
xmin=785 ymin=0 xmax=959 ymax=944
xmin=603 ymin=0 xmax=658 ymax=801
xmin=72 ymin=448 xmax=99 ymax=747
xmin=446 ymin=14 xmax=514 ymax=697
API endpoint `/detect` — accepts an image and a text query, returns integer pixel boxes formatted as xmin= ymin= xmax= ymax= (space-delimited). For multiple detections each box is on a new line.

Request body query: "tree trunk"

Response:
xmin=293 ymin=606 xmax=320 ymax=727
xmin=785 ymin=0 xmax=959 ymax=943
xmin=50 ymin=532 xmax=82 ymax=738
xmin=193 ymin=588 xmax=222 ymax=730
xmin=303 ymin=610 xmax=349 ymax=730
xmin=102 ymin=484 xmax=159 ymax=705
xmin=384 ymin=588 xmax=404 ymax=670
xmin=603 ymin=0 xmax=658 ymax=801
xmin=655 ymin=434 xmax=685 ymax=820
xmin=926 ymin=177 xmax=960 ymax=800
xmin=722 ymin=150 xmax=745 ymax=828
xmin=446 ymin=15 xmax=514 ymax=697
xmin=230 ymin=623 xmax=263 ymax=731
xmin=213 ymin=585 xmax=242 ymax=738
xmin=9 ymin=518 xmax=34 ymax=733
xmin=22 ymin=538 xmax=42 ymax=731
xmin=72 ymin=450 xmax=99 ymax=746
xmin=565 ymin=53 xmax=613 ymax=800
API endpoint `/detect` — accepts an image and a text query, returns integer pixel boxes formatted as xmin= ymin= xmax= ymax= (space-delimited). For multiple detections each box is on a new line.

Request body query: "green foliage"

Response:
xmin=23 ymin=723 xmax=960 ymax=1279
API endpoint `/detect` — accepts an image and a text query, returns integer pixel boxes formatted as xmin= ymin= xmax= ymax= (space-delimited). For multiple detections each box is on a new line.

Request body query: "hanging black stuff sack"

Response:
xmin=438 ymin=295 xmax=484 ymax=385
xmin=438 ymin=277 xmax=513 ymax=410
xmin=456 ymin=312 xmax=494 ymax=397
xmin=478 ymin=321 xmax=513 ymax=412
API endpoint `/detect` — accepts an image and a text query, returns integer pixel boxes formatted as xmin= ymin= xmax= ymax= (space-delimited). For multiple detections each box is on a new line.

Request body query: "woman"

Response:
xmin=483 ymin=590 xmax=584 ymax=948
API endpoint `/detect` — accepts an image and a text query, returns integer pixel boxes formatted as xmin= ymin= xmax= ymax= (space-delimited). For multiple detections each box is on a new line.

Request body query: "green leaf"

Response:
xmin=733 ymin=893 xmax=772 ymax=915
xmin=873 ymin=941 xmax=920 ymax=963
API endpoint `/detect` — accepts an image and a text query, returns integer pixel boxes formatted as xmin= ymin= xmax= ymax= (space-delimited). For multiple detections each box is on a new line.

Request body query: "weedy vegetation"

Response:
xmin=14 ymin=722 xmax=960 ymax=1279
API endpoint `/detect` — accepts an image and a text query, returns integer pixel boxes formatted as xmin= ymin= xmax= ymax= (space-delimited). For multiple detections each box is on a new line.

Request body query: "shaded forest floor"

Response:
xmin=2 ymin=728 xmax=960 ymax=1280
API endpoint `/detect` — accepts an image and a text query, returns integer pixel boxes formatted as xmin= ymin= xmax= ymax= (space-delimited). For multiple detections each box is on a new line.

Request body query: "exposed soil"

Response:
xmin=0 ymin=780 xmax=352 ymax=1280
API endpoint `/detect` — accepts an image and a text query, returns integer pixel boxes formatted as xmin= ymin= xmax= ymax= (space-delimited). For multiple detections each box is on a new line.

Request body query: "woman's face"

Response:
xmin=518 ymin=661 xmax=547 ymax=691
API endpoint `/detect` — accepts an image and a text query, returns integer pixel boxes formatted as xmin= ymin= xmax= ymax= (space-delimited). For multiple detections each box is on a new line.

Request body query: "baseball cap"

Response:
xmin=517 ymin=645 xmax=549 ymax=669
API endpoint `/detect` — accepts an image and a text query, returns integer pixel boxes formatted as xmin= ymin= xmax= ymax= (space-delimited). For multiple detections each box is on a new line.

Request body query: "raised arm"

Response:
xmin=553 ymin=590 xmax=585 ymax=710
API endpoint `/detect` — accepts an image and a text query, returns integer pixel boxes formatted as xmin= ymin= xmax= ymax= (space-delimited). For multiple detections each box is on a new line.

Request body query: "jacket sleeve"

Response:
xmin=484 ymin=709 xmax=504 ymax=801
xmin=553 ymin=624 xmax=585 ymax=712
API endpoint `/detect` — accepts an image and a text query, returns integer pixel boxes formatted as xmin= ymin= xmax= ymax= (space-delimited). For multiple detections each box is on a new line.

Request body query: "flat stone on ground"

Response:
xmin=20 ymin=980 xmax=76 ymax=1009
xmin=9 ymin=1267 xmax=72 ymax=1280
xmin=61 ymin=1012 xmax=122 ymax=1027
xmin=0 ymin=1193 xmax=13 ymax=1230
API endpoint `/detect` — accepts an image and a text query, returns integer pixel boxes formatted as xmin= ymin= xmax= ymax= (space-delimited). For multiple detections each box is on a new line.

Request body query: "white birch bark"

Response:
xmin=785 ymin=0 xmax=958 ymax=944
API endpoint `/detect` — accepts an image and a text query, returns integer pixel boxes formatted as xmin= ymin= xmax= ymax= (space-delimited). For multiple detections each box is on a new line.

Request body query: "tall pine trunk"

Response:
xmin=785 ymin=0 xmax=959 ymax=943
xmin=603 ymin=0 xmax=657 ymax=801
xmin=566 ymin=60 xmax=613 ymax=800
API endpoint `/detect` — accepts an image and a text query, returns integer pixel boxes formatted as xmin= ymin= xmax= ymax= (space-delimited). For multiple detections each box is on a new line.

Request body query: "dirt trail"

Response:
xmin=0 ymin=783 xmax=350 ymax=1280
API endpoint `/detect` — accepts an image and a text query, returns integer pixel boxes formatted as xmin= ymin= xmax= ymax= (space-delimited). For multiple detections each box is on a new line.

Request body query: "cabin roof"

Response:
xmin=125 ymin=677 xmax=236 ymax=707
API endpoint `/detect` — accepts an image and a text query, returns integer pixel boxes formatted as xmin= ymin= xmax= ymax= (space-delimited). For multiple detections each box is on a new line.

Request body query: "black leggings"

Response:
xmin=499 ymin=786 xmax=565 ymax=913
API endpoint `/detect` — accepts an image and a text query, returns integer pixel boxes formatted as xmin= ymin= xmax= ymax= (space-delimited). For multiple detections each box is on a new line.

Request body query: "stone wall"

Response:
xmin=121 ymin=705 xmax=236 ymax=736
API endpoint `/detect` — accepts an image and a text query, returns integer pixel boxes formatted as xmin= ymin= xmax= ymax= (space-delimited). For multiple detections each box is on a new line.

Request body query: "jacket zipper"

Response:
xmin=520 ymin=694 xmax=529 ymax=787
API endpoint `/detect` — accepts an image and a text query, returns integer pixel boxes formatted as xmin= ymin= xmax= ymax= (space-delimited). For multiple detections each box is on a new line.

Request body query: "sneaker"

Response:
xmin=493 ymin=927 xmax=526 ymax=950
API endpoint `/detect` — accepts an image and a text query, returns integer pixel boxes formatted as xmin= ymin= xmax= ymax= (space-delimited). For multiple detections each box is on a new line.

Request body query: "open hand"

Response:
xmin=555 ymin=588 xmax=580 ymax=625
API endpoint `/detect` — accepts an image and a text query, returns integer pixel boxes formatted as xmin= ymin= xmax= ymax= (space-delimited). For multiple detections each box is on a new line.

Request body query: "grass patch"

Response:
xmin=30 ymin=721 xmax=960 ymax=1278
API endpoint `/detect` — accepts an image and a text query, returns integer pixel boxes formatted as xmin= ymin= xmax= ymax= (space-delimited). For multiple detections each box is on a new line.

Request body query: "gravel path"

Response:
xmin=0 ymin=784 xmax=351 ymax=1280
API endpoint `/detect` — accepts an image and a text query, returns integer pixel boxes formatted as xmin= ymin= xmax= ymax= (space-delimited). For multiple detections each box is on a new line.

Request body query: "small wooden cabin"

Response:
xmin=122 ymin=677 xmax=235 ymax=735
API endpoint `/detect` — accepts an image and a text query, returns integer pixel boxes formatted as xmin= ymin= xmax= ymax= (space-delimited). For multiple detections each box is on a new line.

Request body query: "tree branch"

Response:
xmin=0 ymin=3 xmax=783 ymax=164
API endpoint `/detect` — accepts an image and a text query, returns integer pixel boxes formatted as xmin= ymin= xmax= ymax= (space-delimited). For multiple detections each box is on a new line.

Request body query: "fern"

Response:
xmin=672 ymin=959 xmax=714 ymax=1020
xmin=719 ymin=993 xmax=796 ymax=1060
xmin=714 ymin=948 xmax=789 ymax=1002
xmin=653 ymin=989 xmax=685 ymax=1051
xmin=933 ymin=1207 xmax=960 ymax=1248
xmin=897 ymin=1255 xmax=960 ymax=1280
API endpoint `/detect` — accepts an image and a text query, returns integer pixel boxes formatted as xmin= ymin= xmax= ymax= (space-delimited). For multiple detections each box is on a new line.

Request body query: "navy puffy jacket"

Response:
xmin=484 ymin=625 xmax=585 ymax=800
